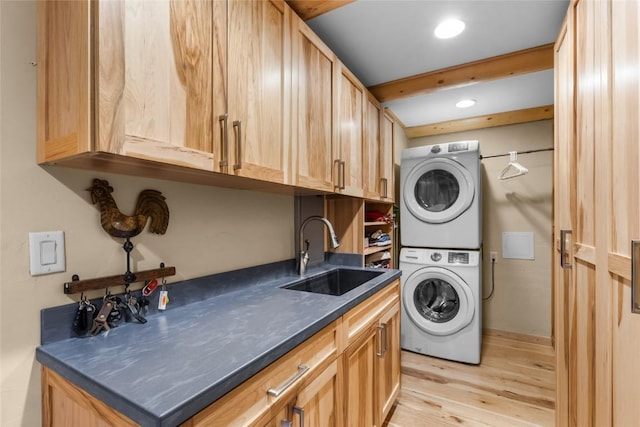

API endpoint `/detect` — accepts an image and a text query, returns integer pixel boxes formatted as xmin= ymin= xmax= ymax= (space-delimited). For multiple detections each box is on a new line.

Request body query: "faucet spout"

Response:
xmin=298 ymin=216 xmax=340 ymax=276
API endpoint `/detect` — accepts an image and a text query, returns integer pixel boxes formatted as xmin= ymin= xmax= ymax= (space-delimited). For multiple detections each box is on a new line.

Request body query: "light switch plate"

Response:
xmin=29 ymin=231 xmax=65 ymax=276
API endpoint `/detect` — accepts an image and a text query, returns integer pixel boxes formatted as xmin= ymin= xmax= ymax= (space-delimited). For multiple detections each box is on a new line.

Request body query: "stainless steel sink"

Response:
xmin=282 ymin=268 xmax=383 ymax=296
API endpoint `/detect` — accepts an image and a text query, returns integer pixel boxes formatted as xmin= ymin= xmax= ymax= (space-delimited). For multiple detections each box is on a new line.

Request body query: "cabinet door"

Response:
xmin=363 ymin=96 xmax=382 ymax=200
xmin=376 ymin=303 xmax=400 ymax=425
xmin=293 ymin=360 xmax=340 ymax=427
xmin=343 ymin=325 xmax=377 ymax=427
xmin=380 ymin=113 xmax=395 ymax=203
xmin=335 ymin=65 xmax=364 ymax=197
xmin=228 ymin=0 xmax=290 ymax=184
xmin=96 ymin=0 xmax=225 ymax=171
xmin=610 ymin=0 xmax=640 ymax=426
xmin=292 ymin=16 xmax=336 ymax=192
xmin=553 ymin=7 xmax=575 ymax=426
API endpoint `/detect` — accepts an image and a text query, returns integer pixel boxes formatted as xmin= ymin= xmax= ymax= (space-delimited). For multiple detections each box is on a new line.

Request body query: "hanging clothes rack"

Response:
xmin=480 ymin=147 xmax=554 ymax=180
xmin=480 ymin=147 xmax=554 ymax=159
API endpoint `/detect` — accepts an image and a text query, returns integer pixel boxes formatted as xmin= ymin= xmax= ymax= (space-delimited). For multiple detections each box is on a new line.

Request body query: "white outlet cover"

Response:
xmin=29 ymin=231 xmax=66 ymax=276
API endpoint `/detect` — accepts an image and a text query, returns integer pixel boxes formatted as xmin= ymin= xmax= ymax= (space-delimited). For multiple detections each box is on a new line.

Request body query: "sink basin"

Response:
xmin=282 ymin=268 xmax=383 ymax=296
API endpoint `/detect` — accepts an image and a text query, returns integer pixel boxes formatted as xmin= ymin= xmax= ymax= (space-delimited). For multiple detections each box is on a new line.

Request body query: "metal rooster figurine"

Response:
xmin=87 ymin=179 xmax=169 ymax=238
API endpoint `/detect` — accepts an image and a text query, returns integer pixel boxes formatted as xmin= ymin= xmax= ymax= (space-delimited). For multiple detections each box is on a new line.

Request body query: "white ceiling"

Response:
xmin=307 ymin=0 xmax=569 ymax=128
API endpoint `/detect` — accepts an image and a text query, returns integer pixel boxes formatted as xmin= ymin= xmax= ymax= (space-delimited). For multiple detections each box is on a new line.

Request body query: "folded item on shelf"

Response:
xmin=365 ymin=210 xmax=392 ymax=223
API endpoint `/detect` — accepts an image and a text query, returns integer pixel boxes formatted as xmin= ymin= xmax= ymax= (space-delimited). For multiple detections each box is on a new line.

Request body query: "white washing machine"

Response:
xmin=400 ymin=140 xmax=482 ymax=249
xmin=400 ymin=247 xmax=482 ymax=364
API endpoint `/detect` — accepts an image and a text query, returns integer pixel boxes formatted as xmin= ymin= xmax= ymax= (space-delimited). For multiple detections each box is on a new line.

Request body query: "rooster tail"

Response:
xmin=134 ymin=190 xmax=170 ymax=234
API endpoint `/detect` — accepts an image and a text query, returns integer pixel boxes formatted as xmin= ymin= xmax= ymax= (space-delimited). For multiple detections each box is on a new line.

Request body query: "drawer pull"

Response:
xmin=294 ymin=405 xmax=304 ymax=427
xmin=632 ymin=240 xmax=640 ymax=313
xmin=233 ymin=120 xmax=242 ymax=170
xmin=560 ymin=229 xmax=572 ymax=269
xmin=267 ymin=364 xmax=309 ymax=397
xmin=377 ymin=324 xmax=386 ymax=357
xmin=218 ymin=114 xmax=228 ymax=169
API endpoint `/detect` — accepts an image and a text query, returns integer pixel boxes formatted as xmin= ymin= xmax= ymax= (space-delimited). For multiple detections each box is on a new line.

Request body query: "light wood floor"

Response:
xmin=384 ymin=332 xmax=555 ymax=427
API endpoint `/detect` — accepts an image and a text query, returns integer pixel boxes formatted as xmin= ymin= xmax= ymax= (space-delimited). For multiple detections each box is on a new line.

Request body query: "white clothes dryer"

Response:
xmin=400 ymin=247 xmax=482 ymax=364
xmin=400 ymin=140 xmax=482 ymax=249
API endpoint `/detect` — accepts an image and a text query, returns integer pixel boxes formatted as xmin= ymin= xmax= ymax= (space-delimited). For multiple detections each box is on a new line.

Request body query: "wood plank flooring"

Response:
xmin=384 ymin=333 xmax=555 ymax=426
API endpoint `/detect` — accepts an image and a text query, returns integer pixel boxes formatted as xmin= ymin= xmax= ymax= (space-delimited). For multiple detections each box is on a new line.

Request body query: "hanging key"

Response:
xmin=89 ymin=299 xmax=115 ymax=336
xmin=123 ymin=293 xmax=147 ymax=324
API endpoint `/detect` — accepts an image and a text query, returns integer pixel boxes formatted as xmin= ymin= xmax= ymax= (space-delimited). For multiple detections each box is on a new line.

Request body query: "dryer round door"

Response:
xmin=403 ymin=266 xmax=475 ymax=336
xmin=403 ymin=158 xmax=474 ymax=224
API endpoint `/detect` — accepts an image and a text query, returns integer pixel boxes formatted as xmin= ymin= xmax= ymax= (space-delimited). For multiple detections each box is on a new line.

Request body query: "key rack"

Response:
xmin=63 ymin=238 xmax=176 ymax=295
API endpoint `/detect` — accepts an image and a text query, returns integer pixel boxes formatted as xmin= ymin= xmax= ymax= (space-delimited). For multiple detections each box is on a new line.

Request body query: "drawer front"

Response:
xmin=187 ymin=320 xmax=339 ymax=427
xmin=342 ymin=280 xmax=400 ymax=347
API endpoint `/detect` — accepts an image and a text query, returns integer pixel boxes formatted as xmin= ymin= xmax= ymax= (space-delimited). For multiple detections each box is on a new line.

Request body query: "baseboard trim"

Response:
xmin=483 ymin=328 xmax=552 ymax=346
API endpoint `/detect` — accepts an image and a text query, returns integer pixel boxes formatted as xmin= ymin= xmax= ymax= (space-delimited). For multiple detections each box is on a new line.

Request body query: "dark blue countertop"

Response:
xmin=37 ymin=259 xmax=401 ymax=427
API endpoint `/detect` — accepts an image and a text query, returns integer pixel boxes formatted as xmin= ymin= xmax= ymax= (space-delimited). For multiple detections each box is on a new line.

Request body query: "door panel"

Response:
xmin=611 ymin=0 xmax=640 ymax=425
xmin=228 ymin=0 xmax=290 ymax=183
xmin=292 ymin=17 xmax=335 ymax=192
xmin=97 ymin=0 xmax=221 ymax=171
xmin=553 ymin=7 xmax=574 ymax=425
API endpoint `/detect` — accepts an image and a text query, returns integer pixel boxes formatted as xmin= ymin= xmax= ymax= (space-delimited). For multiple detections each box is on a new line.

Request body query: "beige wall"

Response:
xmin=0 ymin=2 xmax=294 ymax=425
xmin=409 ymin=120 xmax=553 ymax=338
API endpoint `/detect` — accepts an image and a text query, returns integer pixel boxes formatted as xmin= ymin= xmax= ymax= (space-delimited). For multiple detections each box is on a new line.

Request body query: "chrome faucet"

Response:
xmin=299 ymin=216 xmax=340 ymax=276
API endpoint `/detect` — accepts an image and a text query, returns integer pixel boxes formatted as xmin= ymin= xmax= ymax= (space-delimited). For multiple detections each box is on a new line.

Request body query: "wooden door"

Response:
xmin=335 ymin=64 xmax=364 ymax=197
xmin=610 ymin=0 xmax=640 ymax=425
xmin=376 ymin=303 xmax=400 ymax=425
xmin=291 ymin=15 xmax=336 ymax=192
xmin=96 ymin=0 xmax=225 ymax=171
xmin=293 ymin=360 xmax=341 ymax=427
xmin=343 ymin=325 xmax=377 ymax=427
xmin=553 ymin=7 xmax=575 ymax=426
xmin=571 ymin=1 xmax=599 ymax=424
xmin=363 ymin=95 xmax=382 ymax=200
xmin=227 ymin=0 xmax=291 ymax=184
xmin=380 ymin=112 xmax=395 ymax=203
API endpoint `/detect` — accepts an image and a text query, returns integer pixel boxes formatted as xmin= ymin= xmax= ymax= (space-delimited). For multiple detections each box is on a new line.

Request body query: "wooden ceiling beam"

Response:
xmin=405 ymin=105 xmax=554 ymax=138
xmin=286 ymin=0 xmax=356 ymax=21
xmin=368 ymin=43 xmax=555 ymax=103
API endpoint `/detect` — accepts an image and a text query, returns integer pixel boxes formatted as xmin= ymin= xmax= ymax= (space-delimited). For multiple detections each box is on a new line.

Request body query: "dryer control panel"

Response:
xmin=400 ymin=248 xmax=480 ymax=267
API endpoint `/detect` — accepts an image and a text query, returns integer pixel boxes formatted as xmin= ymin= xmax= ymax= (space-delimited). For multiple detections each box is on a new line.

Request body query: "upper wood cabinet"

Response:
xmin=380 ymin=112 xmax=395 ymax=202
xmin=39 ymin=0 xmax=290 ymax=185
xmin=363 ymin=95 xmax=382 ymax=200
xmin=227 ymin=0 xmax=291 ymax=184
xmin=363 ymin=96 xmax=395 ymax=203
xmin=39 ymin=0 xmax=223 ymax=170
xmin=335 ymin=64 xmax=365 ymax=197
xmin=291 ymin=14 xmax=337 ymax=192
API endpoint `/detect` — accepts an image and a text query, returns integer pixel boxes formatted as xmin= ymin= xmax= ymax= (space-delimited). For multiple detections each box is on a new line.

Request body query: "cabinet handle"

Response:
xmin=267 ymin=364 xmax=309 ymax=397
xmin=632 ymin=240 xmax=640 ymax=313
xmin=233 ymin=120 xmax=242 ymax=170
xmin=293 ymin=405 xmax=304 ymax=427
xmin=218 ymin=114 xmax=228 ymax=169
xmin=380 ymin=177 xmax=388 ymax=198
xmin=376 ymin=324 xmax=386 ymax=357
xmin=281 ymin=420 xmax=292 ymax=427
xmin=339 ymin=160 xmax=346 ymax=189
xmin=560 ymin=229 xmax=572 ymax=269
xmin=333 ymin=160 xmax=341 ymax=189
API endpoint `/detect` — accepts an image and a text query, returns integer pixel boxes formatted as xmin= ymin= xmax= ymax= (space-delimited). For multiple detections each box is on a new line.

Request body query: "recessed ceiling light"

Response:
xmin=456 ymin=99 xmax=476 ymax=108
xmin=434 ymin=18 xmax=466 ymax=39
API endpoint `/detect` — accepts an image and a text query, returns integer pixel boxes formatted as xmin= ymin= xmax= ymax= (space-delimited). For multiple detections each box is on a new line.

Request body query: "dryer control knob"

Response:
xmin=430 ymin=145 xmax=442 ymax=154
xmin=430 ymin=252 xmax=442 ymax=262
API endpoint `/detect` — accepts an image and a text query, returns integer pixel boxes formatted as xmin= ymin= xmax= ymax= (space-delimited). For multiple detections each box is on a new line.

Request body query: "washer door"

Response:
xmin=403 ymin=266 xmax=475 ymax=336
xmin=403 ymin=158 xmax=474 ymax=224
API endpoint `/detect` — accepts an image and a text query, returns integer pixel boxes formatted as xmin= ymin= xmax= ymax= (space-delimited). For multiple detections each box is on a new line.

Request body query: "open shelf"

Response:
xmin=365 ymin=221 xmax=390 ymax=227
xmin=364 ymin=244 xmax=392 ymax=256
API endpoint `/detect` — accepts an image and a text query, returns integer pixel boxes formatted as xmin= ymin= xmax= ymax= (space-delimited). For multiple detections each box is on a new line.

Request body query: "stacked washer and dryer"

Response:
xmin=399 ymin=141 xmax=483 ymax=364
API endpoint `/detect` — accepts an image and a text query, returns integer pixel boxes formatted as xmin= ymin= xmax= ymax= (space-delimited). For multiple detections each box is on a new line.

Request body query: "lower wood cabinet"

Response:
xmin=41 ymin=280 xmax=400 ymax=427
xmin=342 ymin=284 xmax=400 ymax=427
